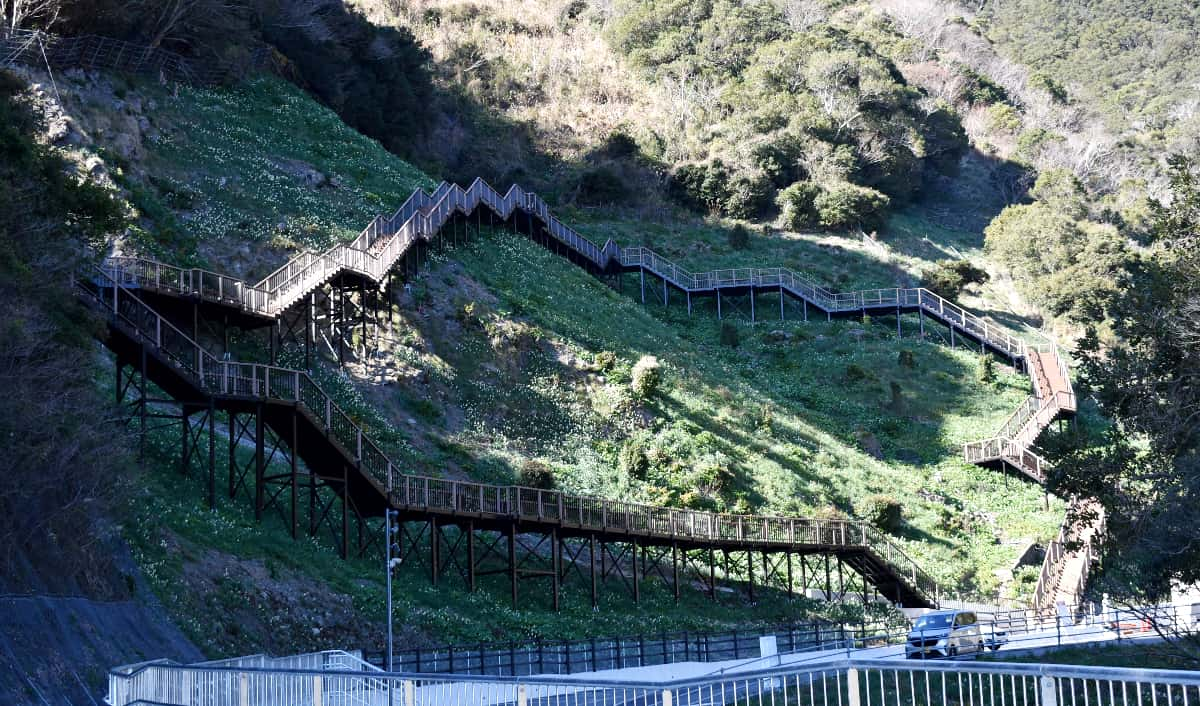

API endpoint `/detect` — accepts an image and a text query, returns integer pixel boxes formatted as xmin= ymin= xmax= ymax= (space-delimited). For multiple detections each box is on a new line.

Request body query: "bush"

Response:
xmin=862 ymin=494 xmax=904 ymax=533
xmin=777 ymin=181 xmax=822 ymax=229
xmin=727 ymin=224 xmax=751 ymax=250
xmin=979 ymin=354 xmax=996 ymax=384
xmin=593 ymin=350 xmax=617 ymax=372
xmin=576 ymin=165 xmax=629 ymax=206
xmin=722 ymin=171 xmax=774 ymax=219
xmin=670 ymin=160 xmax=772 ymax=218
xmin=618 ymin=439 xmax=649 ymax=480
xmin=922 ymin=259 xmax=990 ymax=299
xmin=669 ymin=160 xmax=731 ymax=214
xmin=518 ymin=460 xmax=556 ymax=489
xmin=897 ymin=350 xmax=916 ymax=368
xmin=719 ymin=322 xmax=740 ymax=348
xmin=845 ymin=363 xmax=873 ymax=382
xmin=630 ymin=355 xmax=662 ymax=399
xmin=813 ymin=181 xmax=890 ymax=229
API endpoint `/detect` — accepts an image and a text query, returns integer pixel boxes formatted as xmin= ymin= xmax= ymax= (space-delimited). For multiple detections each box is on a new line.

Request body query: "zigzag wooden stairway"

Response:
xmin=81 ymin=268 xmax=939 ymax=609
xmin=91 ymin=178 xmax=1082 ymax=611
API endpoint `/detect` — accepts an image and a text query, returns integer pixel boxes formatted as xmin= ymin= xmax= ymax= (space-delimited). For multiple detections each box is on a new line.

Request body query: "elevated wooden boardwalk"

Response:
xmin=105 ymin=179 xmax=1072 ymax=483
xmin=88 ymin=179 xmax=1081 ymax=611
xmin=82 ymin=270 xmax=938 ymax=609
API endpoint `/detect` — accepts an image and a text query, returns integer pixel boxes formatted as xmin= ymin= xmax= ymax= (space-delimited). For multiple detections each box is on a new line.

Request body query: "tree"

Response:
xmin=1050 ymin=156 xmax=1200 ymax=633
xmin=2 ymin=0 xmax=61 ymax=30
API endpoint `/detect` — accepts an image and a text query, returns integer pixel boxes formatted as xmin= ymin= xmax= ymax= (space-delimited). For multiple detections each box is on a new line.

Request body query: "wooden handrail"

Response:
xmin=105 ymin=179 xmax=1032 ymax=360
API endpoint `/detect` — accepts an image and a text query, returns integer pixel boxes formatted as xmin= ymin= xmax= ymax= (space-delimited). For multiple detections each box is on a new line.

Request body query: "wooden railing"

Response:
xmin=81 ymin=267 xmax=939 ymax=604
xmin=1032 ymin=502 xmax=1105 ymax=614
xmin=105 ymin=178 xmax=1031 ymax=361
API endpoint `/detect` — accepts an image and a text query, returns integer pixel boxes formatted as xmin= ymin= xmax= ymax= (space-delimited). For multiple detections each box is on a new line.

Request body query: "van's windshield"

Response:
xmin=913 ymin=613 xmax=954 ymax=631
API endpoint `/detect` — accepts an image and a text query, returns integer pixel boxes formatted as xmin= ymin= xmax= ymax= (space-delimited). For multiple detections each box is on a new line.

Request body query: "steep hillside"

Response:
xmin=32 ymin=57 xmax=1069 ymax=665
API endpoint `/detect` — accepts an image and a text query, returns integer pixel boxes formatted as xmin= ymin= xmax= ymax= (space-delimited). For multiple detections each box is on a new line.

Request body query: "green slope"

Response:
xmin=69 ymin=74 xmax=1063 ymax=656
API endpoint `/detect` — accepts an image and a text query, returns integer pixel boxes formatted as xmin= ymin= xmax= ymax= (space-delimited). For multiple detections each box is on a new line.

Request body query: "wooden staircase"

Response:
xmin=79 ymin=267 xmax=940 ymax=608
xmin=93 ymin=178 xmax=1098 ymax=611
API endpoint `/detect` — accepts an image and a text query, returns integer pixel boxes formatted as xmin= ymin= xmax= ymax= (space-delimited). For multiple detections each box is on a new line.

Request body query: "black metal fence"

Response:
xmin=367 ymin=621 xmax=865 ymax=676
xmin=0 ymin=29 xmax=269 ymax=85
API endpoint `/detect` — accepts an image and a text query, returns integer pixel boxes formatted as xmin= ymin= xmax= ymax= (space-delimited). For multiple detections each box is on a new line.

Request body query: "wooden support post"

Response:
xmin=208 ymin=400 xmax=216 ymax=510
xmin=138 ymin=347 xmax=147 ymax=465
xmin=717 ymin=290 xmax=722 ymax=319
xmin=228 ymin=413 xmax=236 ymax=500
xmin=180 ymin=408 xmax=190 ymax=477
xmin=290 ymin=409 xmax=298 ymax=539
xmin=750 ymin=288 xmax=755 ymax=322
xmin=786 ymin=552 xmax=794 ymax=600
xmin=837 ymin=555 xmax=845 ymax=602
xmin=430 ymin=518 xmax=439 ymax=587
xmin=509 ymin=523 xmax=518 ymax=609
xmin=632 ymin=540 xmax=640 ymax=604
xmin=590 ymin=534 xmax=598 ymax=609
xmin=896 ymin=306 xmax=901 ymax=338
xmin=779 ymin=286 xmax=784 ymax=321
xmin=309 ymin=454 xmax=317 ymax=538
xmin=640 ymin=267 xmax=646 ymax=305
xmin=686 ymin=291 xmax=692 ymax=316
xmin=919 ymin=308 xmax=925 ymax=338
xmin=551 ymin=529 xmax=560 ymax=612
xmin=747 ymin=550 xmax=754 ymax=602
xmin=467 ymin=522 xmax=476 ymax=592
xmin=824 ymin=554 xmax=832 ymax=601
xmin=803 ymin=299 xmax=808 ymax=322
xmin=672 ymin=543 xmax=680 ymax=603
xmin=306 ymin=292 xmax=315 ymax=371
xmin=341 ymin=464 xmax=349 ymax=560
xmin=254 ymin=404 xmax=265 ymax=522
xmin=663 ymin=277 xmax=667 ymax=307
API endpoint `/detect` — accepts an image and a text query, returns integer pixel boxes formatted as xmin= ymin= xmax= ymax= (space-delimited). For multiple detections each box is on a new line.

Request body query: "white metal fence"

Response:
xmin=108 ymin=652 xmax=1200 ymax=706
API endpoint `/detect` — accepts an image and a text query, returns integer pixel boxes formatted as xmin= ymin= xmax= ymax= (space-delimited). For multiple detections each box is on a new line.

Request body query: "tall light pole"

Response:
xmin=386 ymin=508 xmax=399 ymax=672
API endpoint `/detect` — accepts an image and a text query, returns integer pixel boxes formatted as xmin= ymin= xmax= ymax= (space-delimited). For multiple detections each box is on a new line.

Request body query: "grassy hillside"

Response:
xmin=47 ymin=68 xmax=1066 ymax=657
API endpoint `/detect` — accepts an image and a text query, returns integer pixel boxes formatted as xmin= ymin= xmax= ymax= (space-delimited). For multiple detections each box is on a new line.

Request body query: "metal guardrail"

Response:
xmin=107 ymin=613 xmax=1200 ymax=706
xmin=374 ymin=622 xmax=868 ymax=676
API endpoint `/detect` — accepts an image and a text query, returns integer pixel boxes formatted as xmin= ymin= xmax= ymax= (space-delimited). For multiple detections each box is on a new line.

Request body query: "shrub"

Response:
xmin=897 ymin=350 xmax=916 ymax=368
xmin=777 ymin=181 xmax=822 ymax=229
xmin=670 ymin=161 xmax=771 ymax=218
xmin=888 ymin=381 xmax=904 ymax=411
xmin=922 ymin=259 xmax=990 ymax=299
xmin=518 ymin=460 xmax=555 ymax=489
xmin=600 ymin=129 xmax=640 ymax=159
xmin=986 ymin=103 xmax=1022 ymax=133
xmin=630 ymin=355 xmax=662 ymax=399
xmin=845 ymin=363 xmax=873 ymax=382
xmin=722 ymin=170 xmax=774 ymax=218
xmin=618 ymin=439 xmax=649 ymax=480
xmin=669 ymin=160 xmax=731 ymax=214
xmin=813 ymin=181 xmax=890 ymax=229
xmin=979 ymin=354 xmax=996 ymax=384
xmin=576 ymin=165 xmax=629 ymax=206
xmin=719 ymin=322 xmax=740 ymax=348
xmin=862 ymin=494 xmax=904 ymax=533
xmin=593 ymin=350 xmax=617 ymax=372
xmin=727 ymin=224 xmax=751 ymax=250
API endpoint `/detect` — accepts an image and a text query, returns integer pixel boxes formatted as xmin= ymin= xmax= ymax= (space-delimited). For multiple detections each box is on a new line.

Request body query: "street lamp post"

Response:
xmin=386 ymin=509 xmax=399 ymax=672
